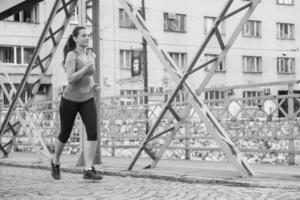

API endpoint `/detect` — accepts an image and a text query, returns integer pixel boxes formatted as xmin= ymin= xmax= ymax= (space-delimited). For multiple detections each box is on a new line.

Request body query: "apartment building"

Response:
xmin=93 ymin=0 xmax=299 ymax=104
xmin=0 ymin=0 xmax=299 ymax=106
xmin=0 ymin=0 xmax=87 ymax=105
xmin=0 ymin=1 xmax=47 ymax=105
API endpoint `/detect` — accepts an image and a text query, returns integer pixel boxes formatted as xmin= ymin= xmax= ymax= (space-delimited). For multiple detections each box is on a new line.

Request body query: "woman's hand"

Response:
xmin=85 ymin=51 xmax=96 ymax=76
xmin=93 ymin=84 xmax=100 ymax=92
xmin=85 ymin=62 xmax=95 ymax=76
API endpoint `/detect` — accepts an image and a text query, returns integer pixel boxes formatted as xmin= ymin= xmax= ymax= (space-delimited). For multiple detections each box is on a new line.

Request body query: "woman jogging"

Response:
xmin=50 ymin=26 xmax=102 ymax=180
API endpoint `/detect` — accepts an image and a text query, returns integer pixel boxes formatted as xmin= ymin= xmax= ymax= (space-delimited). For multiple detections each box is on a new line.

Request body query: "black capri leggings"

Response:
xmin=58 ymin=97 xmax=98 ymax=143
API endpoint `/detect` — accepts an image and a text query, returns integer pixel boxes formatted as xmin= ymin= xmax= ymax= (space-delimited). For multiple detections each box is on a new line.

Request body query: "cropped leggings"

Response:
xmin=58 ymin=97 xmax=98 ymax=143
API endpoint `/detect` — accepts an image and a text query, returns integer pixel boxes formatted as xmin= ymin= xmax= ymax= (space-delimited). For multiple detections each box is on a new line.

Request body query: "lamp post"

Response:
xmin=93 ymin=0 xmax=101 ymax=164
xmin=141 ymin=0 xmax=149 ymax=133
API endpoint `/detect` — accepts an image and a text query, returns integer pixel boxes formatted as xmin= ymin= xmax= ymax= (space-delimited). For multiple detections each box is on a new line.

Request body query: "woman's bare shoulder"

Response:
xmin=68 ymin=50 xmax=76 ymax=57
xmin=66 ymin=51 xmax=76 ymax=60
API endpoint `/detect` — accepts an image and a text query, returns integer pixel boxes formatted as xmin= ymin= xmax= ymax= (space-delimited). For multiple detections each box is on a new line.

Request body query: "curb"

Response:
xmin=1 ymin=162 xmax=299 ymax=189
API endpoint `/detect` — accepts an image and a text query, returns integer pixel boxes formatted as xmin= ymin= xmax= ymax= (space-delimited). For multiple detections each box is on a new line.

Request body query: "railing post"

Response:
xmin=288 ymin=82 xmax=295 ymax=165
xmin=185 ymin=123 xmax=190 ymax=160
xmin=110 ymin=120 xmax=115 ymax=157
xmin=185 ymin=122 xmax=191 ymax=160
xmin=111 ymin=136 xmax=115 ymax=157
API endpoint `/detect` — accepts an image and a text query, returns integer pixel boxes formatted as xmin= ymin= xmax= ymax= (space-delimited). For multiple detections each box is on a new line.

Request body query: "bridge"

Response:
xmin=0 ymin=0 xmax=299 ymax=189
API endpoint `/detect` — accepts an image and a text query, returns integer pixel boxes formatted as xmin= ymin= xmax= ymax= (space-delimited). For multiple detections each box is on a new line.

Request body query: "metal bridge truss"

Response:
xmin=0 ymin=0 xmax=79 ymax=157
xmin=119 ymin=0 xmax=260 ymax=177
xmin=0 ymin=72 xmax=51 ymax=159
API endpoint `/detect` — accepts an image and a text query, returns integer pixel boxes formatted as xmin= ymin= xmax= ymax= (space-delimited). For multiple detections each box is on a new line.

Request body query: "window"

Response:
xmin=120 ymin=50 xmax=131 ymax=69
xmin=0 ymin=47 xmax=14 ymax=64
xmin=164 ymin=13 xmax=186 ymax=32
xmin=120 ymin=90 xmax=143 ymax=105
xmin=70 ymin=6 xmax=79 ymax=24
xmin=16 ymin=47 xmax=22 ymax=64
xmin=277 ymin=23 xmax=294 ymax=40
xmin=119 ymin=9 xmax=136 ymax=29
xmin=0 ymin=46 xmax=34 ymax=65
xmin=205 ymin=54 xmax=225 ymax=72
xmin=277 ymin=0 xmax=294 ymax=5
xmin=175 ymin=90 xmax=188 ymax=102
xmin=164 ymin=89 xmax=188 ymax=103
xmin=243 ymin=91 xmax=262 ymax=107
xmin=205 ymin=90 xmax=226 ymax=107
xmin=204 ymin=16 xmax=225 ymax=35
xmin=150 ymin=87 xmax=164 ymax=93
xmin=5 ymin=5 xmax=39 ymax=23
xmin=242 ymin=20 xmax=261 ymax=37
xmin=277 ymin=57 xmax=295 ymax=74
xmin=243 ymin=56 xmax=262 ymax=73
xmin=37 ymin=85 xmax=49 ymax=94
xmin=23 ymin=47 xmax=34 ymax=64
xmin=168 ymin=52 xmax=187 ymax=69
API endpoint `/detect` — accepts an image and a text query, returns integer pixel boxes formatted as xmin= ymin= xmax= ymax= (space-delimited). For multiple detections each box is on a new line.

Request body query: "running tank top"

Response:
xmin=63 ymin=50 xmax=95 ymax=102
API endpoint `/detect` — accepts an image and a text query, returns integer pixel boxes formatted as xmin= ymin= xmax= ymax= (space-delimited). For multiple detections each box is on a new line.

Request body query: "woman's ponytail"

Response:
xmin=63 ymin=35 xmax=76 ymax=65
xmin=62 ymin=26 xmax=86 ymax=65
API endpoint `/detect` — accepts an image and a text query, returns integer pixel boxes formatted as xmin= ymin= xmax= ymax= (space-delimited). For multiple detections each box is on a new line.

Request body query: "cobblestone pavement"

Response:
xmin=1 ymin=165 xmax=300 ymax=200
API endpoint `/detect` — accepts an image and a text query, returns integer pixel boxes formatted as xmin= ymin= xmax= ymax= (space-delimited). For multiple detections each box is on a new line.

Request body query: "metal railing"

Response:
xmin=1 ymin=80 xmax=300 ymax=165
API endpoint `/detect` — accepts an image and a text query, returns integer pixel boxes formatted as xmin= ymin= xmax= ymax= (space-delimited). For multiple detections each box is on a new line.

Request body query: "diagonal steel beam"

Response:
xmin=149 ymin=104 xmax=193 ymax=168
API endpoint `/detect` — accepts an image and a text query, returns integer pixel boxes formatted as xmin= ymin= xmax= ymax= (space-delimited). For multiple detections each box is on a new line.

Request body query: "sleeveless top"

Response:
xmin=63 ymin=50 xmax=95 ymax=102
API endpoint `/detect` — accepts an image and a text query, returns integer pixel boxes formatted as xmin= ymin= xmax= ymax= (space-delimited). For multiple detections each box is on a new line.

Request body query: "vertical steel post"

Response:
xmin=76 ymin=0 xmax=88 ymax=166
xmin=76 ymin=0 xmax=87 ymax=167
xmin=76 ymin=0 xmax=102 ymax=166
xmin=93 ymin=0 xmax=102 ymax=164
xmin=185 ymin=123 xmax=190 ymax=160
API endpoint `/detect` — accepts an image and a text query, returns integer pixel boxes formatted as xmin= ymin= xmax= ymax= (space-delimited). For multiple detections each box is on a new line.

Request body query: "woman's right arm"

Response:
xmin=65 ymin=52 xmax=93 ymax=84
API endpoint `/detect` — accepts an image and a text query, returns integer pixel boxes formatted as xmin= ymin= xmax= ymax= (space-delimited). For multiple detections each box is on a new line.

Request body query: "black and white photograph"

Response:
xmin=0 ymin=0 xmax=300 ymax=199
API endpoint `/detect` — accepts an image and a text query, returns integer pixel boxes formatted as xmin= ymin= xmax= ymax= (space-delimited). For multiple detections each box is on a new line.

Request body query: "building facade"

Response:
xmin=0 ymin=0 xmax=299 ymax=105
xmin=97 ymin=0 xmax=299 ymax=102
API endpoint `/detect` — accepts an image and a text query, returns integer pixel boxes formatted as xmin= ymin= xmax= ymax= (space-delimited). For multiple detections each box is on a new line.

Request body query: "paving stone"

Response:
xmin=1 ymin=165 xmax=300 ymax=200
